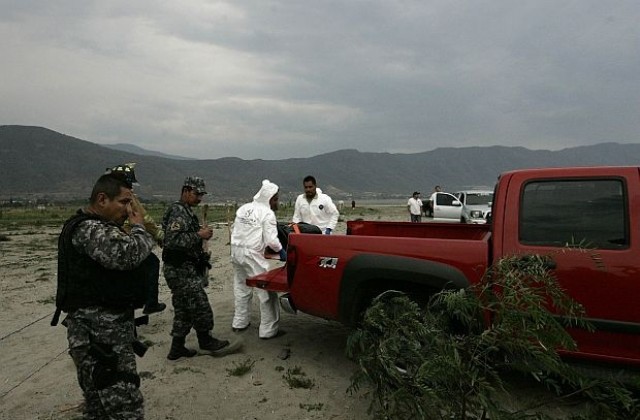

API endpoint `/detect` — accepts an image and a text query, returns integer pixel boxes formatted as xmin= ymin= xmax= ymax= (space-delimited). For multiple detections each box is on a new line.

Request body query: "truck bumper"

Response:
xmin=247 ymin=267 xmax=297 ymax=314
xmin=246 ymin=265 xmax=290 ymax=292
xmin=469 ymin=218 xmax=487 ymax=224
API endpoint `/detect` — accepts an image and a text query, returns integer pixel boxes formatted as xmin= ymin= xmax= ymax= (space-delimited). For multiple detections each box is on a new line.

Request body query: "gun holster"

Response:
xmin=196 ymin=252 xmax=212 ymax=276
xmin=89 ymin=342 xmax=140 ymax=390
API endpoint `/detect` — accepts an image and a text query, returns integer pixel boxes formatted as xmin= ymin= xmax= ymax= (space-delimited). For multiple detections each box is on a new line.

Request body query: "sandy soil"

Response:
xmin=0 ymin=206 xmax=629 ymax=419
xmin=0 ymin=207 xmax=404 ymax=420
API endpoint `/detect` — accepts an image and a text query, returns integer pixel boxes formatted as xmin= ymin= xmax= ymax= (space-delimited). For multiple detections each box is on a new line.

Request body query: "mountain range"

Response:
xmin=2 ymin=125 xmax=640 ymax=203
xmin=102 ymin=143 xmax=195 ymax=160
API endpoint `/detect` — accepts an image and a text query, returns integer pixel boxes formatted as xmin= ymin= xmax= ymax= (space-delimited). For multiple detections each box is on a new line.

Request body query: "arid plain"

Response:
xmin=0 ymin=204 xmax=630 ymax=419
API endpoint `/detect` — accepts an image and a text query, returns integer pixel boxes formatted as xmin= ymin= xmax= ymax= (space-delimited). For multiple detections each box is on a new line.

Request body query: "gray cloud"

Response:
xmin=1 ymin=0 xmax=638 ymax=159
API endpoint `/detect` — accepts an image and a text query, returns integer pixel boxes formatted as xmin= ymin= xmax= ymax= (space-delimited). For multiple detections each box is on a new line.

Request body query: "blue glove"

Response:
xmin=278 ymin=249 xmax=287 ymax=262
xmin=324 ymin=228 xmax=332 ymax=235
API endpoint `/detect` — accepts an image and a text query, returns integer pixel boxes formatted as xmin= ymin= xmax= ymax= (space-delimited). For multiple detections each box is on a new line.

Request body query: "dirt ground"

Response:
xmin=0 ymin=207 xmax=393 ymax=420
xmin=0 ymin=206 xmax=630 ymax=419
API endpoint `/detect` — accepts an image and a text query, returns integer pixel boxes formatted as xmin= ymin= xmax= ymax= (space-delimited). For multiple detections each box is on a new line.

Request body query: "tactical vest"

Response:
xmin=55 ymin=210 xmax=146 ymax=315
xmin=161 ymin=201 xmax=204 ymax=266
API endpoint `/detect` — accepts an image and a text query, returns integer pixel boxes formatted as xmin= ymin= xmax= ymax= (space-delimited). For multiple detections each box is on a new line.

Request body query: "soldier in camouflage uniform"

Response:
xmin=162 ymin=176 xmax=233 ymax=360
xmin=56 ymin=172 xmax=155 ymax=419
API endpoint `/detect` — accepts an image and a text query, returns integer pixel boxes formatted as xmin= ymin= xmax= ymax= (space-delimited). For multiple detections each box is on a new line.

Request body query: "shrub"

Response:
xmin=347 ymin=254 xmax=639 ymax=419
xmin=226 ymin=358 xmax=256 ymax=377
xmin=283 ymin=366 xmax=315 ymax=389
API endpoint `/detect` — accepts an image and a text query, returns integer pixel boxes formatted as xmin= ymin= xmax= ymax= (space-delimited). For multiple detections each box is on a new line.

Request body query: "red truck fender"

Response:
xmin=338 ymin=254 xmax=470 ymax=325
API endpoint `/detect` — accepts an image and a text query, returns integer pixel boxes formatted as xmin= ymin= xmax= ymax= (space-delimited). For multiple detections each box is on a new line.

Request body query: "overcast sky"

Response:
xmin=2 ymin=1 xmax=639 ymax=160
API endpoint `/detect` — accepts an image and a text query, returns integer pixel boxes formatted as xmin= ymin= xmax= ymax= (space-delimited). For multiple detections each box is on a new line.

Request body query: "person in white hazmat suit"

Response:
xmin=230 ymin=179 xmax=287 ymax=339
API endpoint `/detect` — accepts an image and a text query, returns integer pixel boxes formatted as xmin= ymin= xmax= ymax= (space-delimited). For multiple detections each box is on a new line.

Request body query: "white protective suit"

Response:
xmin=292 ymin=188 xmax=339 ymax=233
xmin=230 ymin=180 xmax=284 ymax=338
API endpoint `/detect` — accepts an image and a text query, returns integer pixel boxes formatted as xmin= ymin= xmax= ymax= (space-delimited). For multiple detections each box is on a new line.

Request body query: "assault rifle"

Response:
xmin=201 ymin=204 xmax=211 ymax=286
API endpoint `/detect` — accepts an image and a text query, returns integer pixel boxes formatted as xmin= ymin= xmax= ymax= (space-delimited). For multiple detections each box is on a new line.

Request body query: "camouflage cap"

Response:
xmin=183 ymin=176 xmax=207 ymax=194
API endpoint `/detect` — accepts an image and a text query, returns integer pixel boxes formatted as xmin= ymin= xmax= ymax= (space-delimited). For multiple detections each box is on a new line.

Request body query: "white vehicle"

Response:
xmin=430 ymin=192 xmax=463 ymax=222
xmin=454 ymin=190 xmax=493 ymax=224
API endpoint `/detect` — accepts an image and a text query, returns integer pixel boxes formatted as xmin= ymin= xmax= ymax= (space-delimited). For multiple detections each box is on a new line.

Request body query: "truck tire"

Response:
xmin=339 ymin=255 xmax=470 ymax=325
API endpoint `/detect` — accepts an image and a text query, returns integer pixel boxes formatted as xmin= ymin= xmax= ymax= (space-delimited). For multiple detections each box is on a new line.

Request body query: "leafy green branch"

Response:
xmin=347 ymin=254 xmax=639 ymax=419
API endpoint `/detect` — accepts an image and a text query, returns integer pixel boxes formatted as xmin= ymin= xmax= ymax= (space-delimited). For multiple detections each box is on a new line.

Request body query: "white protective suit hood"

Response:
xmin=253 ymin=179 xmax=279 ymax=205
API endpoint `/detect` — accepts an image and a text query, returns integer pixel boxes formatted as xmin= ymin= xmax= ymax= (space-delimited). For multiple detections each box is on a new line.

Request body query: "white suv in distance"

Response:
xmin=454 ymin=190 xmax=493 ymax=224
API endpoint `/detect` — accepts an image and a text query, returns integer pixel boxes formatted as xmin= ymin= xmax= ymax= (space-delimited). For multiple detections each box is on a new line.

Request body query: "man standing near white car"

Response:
xmin=231 ymin=180 xmax=287 ymax=339
xmin=426 ymin=185 xmax=442 ymax=217
xmin=292 ymin=175 xmax=339 ymax=234
xmin=408 ymin=191 xmax=423 ymax=222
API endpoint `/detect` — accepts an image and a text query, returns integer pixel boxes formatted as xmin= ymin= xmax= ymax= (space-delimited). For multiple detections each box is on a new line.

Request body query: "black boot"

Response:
xmin=167 ymin=336 xmax=197 ymax=360
xmin=143 ymin=302 xmax=166 ymax=315
xmin=196 ymin=331 xmax=229 ymax=352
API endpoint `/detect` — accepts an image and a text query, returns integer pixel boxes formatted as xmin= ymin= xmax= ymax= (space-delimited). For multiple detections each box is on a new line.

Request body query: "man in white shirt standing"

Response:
xmin=407 ymin=191 xmax=423 ymax=223
xmin=292 ymin=175 xmax=340 ymax=234
xmin=426 ymin=185 xmax=442 ymax=217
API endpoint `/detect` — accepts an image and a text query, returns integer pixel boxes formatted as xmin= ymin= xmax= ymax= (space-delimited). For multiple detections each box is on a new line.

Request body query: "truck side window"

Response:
xmin=519 ymin=179 xmax=628 ymax=249
xmin=436 ymin=193 xmax=456 ymax=206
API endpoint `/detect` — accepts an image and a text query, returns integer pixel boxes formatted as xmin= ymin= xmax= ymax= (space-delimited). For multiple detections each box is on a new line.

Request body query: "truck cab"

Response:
xmin=493 ymin=166 xmax=640 ymax=365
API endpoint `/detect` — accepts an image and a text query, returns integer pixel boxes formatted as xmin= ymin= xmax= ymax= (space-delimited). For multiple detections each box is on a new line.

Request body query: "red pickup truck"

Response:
xmin=248 ymin=166 xmax=640 ymax=366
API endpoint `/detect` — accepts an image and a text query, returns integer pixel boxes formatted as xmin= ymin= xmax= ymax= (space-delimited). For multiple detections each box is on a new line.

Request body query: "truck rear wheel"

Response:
xmin=367 ymin=287 xmax=435 ymax=317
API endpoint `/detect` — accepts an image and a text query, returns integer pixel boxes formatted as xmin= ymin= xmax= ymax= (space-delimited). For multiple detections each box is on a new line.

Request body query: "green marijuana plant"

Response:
xmin=347 ymin=254 xmax=639 ymax=419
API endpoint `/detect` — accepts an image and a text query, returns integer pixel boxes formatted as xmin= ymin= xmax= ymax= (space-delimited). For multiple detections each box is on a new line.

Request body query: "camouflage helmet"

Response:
xmin=106 ymin=163 xmax=138 ymax=188
xmin=183 ymin=176 xmax=207 ymax=194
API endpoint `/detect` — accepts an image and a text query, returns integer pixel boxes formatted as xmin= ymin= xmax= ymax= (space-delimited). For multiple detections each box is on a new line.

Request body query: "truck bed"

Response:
xmin=347 ymin=220 xmax=490 ymax=240
xmin=247 ymin=221 xmax=492 ymax=314
xmin=271 ymin=221 xmax=492 ymax=321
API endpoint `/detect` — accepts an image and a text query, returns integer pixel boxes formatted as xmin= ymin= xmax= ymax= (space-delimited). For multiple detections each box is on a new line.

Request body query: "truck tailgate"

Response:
xmin=246 ymin=265 xmax=289 ymax=292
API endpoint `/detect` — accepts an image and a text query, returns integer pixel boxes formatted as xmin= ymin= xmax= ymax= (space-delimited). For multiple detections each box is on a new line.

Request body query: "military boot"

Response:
xmin=143 ymin=302 xmax=166 ymax=315
xmin=196 ymin=331 xmax=230 ymax=352
xmin=167 ymin=336 xmax=197 ymax=360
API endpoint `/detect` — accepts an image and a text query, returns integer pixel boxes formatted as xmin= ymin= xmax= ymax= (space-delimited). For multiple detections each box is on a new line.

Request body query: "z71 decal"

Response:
xmin=318 ymin=257 xmax=338 ymax=269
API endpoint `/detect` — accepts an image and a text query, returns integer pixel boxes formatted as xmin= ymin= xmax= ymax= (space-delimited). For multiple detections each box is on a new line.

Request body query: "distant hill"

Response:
xmin=2 ymin=125 xmax=640 ymax=202
xmin=103 ymin=143 xmax=195 ymax=160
